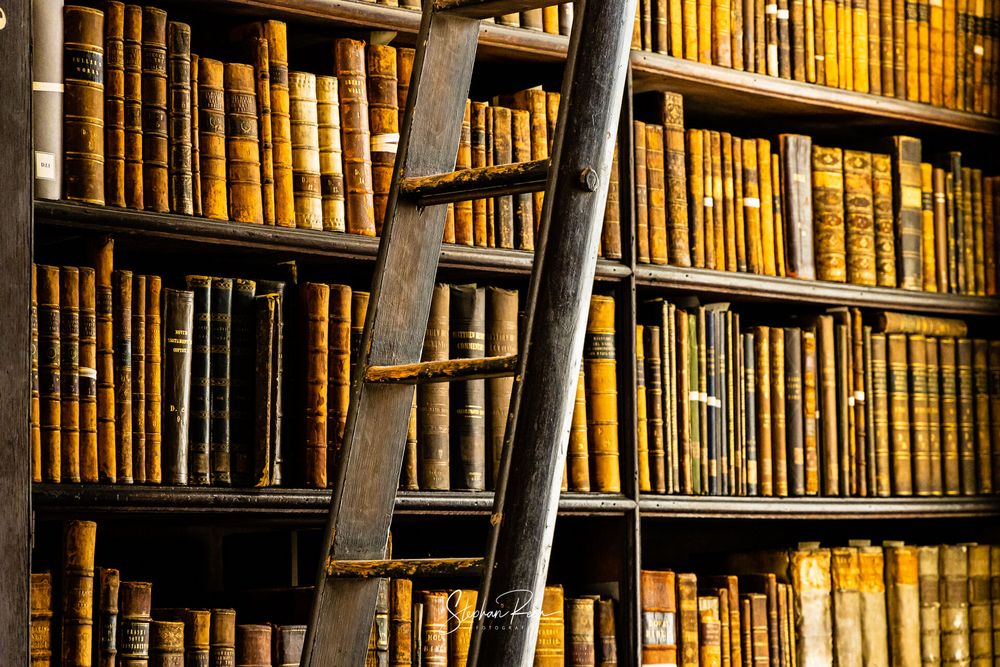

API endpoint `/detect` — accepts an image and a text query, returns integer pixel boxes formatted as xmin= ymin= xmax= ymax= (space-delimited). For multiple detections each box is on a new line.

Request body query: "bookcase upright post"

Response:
xmin=0 ymin=0 xmax=35 ymax=663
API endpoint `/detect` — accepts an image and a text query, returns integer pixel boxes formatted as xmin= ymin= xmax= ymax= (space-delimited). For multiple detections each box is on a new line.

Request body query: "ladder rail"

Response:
xmin=301 ymin=5 xmax=482 ymax=665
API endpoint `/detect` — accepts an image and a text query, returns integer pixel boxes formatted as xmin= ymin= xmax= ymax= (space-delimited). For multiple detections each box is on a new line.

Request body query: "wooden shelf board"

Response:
xmin=30 ymin=485 xmax=635 ymax=517
xmin=636 ymin=264 xmax=1000 ymax=316
xmin=639 ymin=495 xmax=1000 ymax=519
xmin=34 ymin=201 xmax=630 ymax=279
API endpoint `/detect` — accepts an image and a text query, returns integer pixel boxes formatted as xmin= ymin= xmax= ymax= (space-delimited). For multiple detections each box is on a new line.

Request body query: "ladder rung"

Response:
xmin=399 ymin=159 xmax=549 ymax=206
xmin=325 ymin=557 xmax=485 ymax=579
xmin=365 ymin=354 xmax=519 ymax=384
xmin=433 ymin=0 xmax=565 ymax=18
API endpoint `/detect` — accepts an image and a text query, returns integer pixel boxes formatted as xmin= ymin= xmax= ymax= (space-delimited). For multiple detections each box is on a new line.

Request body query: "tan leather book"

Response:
xmin=486 ymin=287 xmax=517 ymax=488
xmin=802 ymin=329 xmax=820 ymax=495
xmin=224 ymin=64 xmax=264 ymax=224
xmin=647 ymin=125 xmax=669 ymax=265
xmin=208 ymin=609 xmax=236 ymax=667
xmin=746 ymin=593 xmax=770 ymax=667
xmin=972 ymin=340 xmax=992 ymax=494
xmin=447 ymin=590 xmax=477 ymax=667
xmin=492 ymin=107 xmax=515 ymax=249
xmin=754 ymin=326 xmax=774 ymax=496
xmin=388 ymin=579 xmax=411 ymax=667
xmin=644 ymin=325 xmax=666 ymax=493
xmin=704 ymin=135 xmax=717 ymax=270
xmin=769 ymin=328 xmax=788 ymax=497
xmin=90 ymin=243 xmax=115 ymax=483
xmin=140 ymin=7 xmax=168 ymax=212
xmin=822 ymin=0 xmax=839 ymax=86
xmin=179 ymin=610 xmax=209 ymax=667
xmin=130 ymin=274 xmax=146 ymax=483
xmin=815 ymin=316 xmax=839 ymax=495
xmin=197 ymin=59 xmax=228 ymax=221
xmin=933 ymin=168 xmax=950 ymax=292
xmin=566 ymin=367 xmax=590 ymax=492
xmin=917 ymin=545 xmax=942 ymax=667
xmin=939 ymin=338 xmax=961 ymax=496
xmin=712 ymin=133 xmax=726 ymax=271
xmin=843 ymin=150 xmax=877 ymax=286
xmin=917 ymin=163 xmax=938 ymax=292
xmin=742 ymin=138 xmax=764 ymax=274
xmin=103 ymin=2 xmax=125 ymax=207
xmin=367 ymin=44 xmax=398 ymax=235
xmin=885 ymin=543 xmax=922 ymax=667
xmin=335 ymin=39 xmax=376 ymax=236
xmin=812 ymin=146 xmax=847 ymax=283
xmin=926 ymin=338 xmax=943 ymax=496
xmin=113 ymin=270 xmax=133 ymax=483
xmin=64 ymin=6 xmax=106 ymax=205
xmin=190 ymin=60 xmax=202 ymax=212
xmin=687 ymin=129 xmax=705 ymax=268
xmin=302 ymin=282 xmax=329 ymax=488
xmin=831 ymin=546 xmax=864 ymax=665
xmin=699 ymin=608 xmax=723 ymax=667
xmin=418 ymin=285 xmax=450 ymax=489
xmin=779 ymin=135 xmax=815 ymax=279
xmin=771 ymin=159 xmax=786 ymax=277
xmin=939 ymin=544 xmax=970 ymax=665
xmin=677 ymin=573 xmax=700 ymax=667
xmin=535 ymin=586 xmax=565 ymax=665
xmin=166 ymin=22 xmax=194 ymax=216
xmin=586 ymin=295 xmax=620 ymax=493
xmin=909 ymin=335 xmax=932 ymax=496
xmin=73 ymin=267 xmax=96 ymax=482
xmin=566 ymin=597 xmax=597 ymax=666
xmin=239 ymin=37 xmax=272 ymax=225
xmin=317 ymin=75 xmax=346 ymax=232
xmin=663 ymin=93 xmax=691 ymax=266
xmin=929 ymin=0 xmax=944 ymax=104
xmin=512 ymin=109 xmax=536 ymax=251
xmin=721 ymin=134 xmax=738 ymax=273
xmin=957 ymin=339 xmax=976 ymax=494
xmin=642 ymin=571 xmax=679 ymax=666
xmin=984 ymin=176 xmax=996 ymax=297
xmin=733 ymin=138 xmax=748 ymax=272
xmin=326 ymin=284 xmax=351 ymax=477
xmin=788 ymin=545 xmax=833 ymax=665
xmin=942 ymin=0 xmax=957 ymax=107
xmin=870 ymin=153 xmax=897 ymax=287
xmin=877 ymin=312 xmax=967 ymax=337
xmin=971 ymin=170 xmax=985 ymax=296
xmin=451 ymin=100 xmax=473 ymax=246
xmin=122 ymin=5 xmax=143 ymax=209
xmin=31 ymin=572 xmax=52 ymax=667
xmin=968 ymin=544 xmax=992 ymax=667
xmin=756 ymin=140 xmax=779 ymax=276
xmin=289 ymin=71 xmax=323 ymax=230
xmin=118 ymin=582 xmax=153 ymax=667
xmin=61 ymin=521 xmax=97 ymax=666
xmin=150 ymin=621 xmax=183 ymax=667
xmin=854 ymin=541 xmax=891 ymax=666
xmin=470 ymin=102 xmax=488 ymax=247
xmin=887 ymin=334 xmax=913 ymax=495
xmin=56 ymin=267 xmax=80 ymax=483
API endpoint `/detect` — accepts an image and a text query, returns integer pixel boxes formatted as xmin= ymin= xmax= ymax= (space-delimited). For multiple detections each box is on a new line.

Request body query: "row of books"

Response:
xmin=641 ymin=540 xmax=1000 ymax=666
xmin=636 ymin=304 xmax=1000 ymax=497
xmin=634 ymin=95 xmax=999 ymax=296
xmin=632 ymin=0 xmax=999 ymax=116
xmin=372 ymin=0 xmax=577 ymax=36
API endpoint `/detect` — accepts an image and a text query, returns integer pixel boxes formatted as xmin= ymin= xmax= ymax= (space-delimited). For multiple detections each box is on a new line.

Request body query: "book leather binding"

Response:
xmin=597 ymin=598 xmax=618 ymax=666
xmin=273 ymin=625 xmax=305 ymax=667
xmin=229 ymin=279 xmax=257 ymax=485
xmin=831 ymin=546 xmax=863 ymax=665
xmin=198 ymin=58 xmax=229 ymax=221
xmin=61 ymin=520 xmax=97 ymax=667
xmin=887 ymin=334 xmax=913 ymax=495
xmin=210 ymin=609 xmax=237 ymax=667
xmin=421 ymin=591 xmax=447 ymax=666
xmin=535 ymin=586 xmax=565 ymax=665
xmin=235 ymin=625 xmax=271 ymax=667
xmin=144 ymin=276 xmax=161 ymax=483
xmin=131 ymin=275 xmax=145 ymax=483
xmin=162 ymin=288 xmax=193 ymax=485
xmin=939 ymin=544 xmax=970 ymax=664
xmin=149 ymin=621 xmax=184 ymax=667
xmin=916 ymin=545 xmax=941 ymax=667
xmin=209 ymin=278 xmax=233 ymax=485
xmin=32 ymin=0 xmax=64 ymax=201
xmin=64 ymin=6 xmax=106 ymax=205
xmin=224 ymin=63 xmax=264 ymax=224
xmin=94 ymin=566 xmax=120 ymax=666
xmin=779 ymin=134 xmax=815 ymax=279
xmin=141 ymin=7 xmax=168 ymax=212
xmin=122 ymin=5 xmax=142 ymax=209
xmin=419 ymin=284 xmax=450 ymax=490
xmin=486 ymin=287 xmax=518 ymax=488
xmin=327 ymin=285 xmax=351 ymax=480
xmin=335 ymin=38 xmax=377 ymax=236
xmin=843 ymin=150 xmax=878 ymax=285
xmin=303 ymin=282 xmax=330 ymax=488
xmin=167 ymin=22 xmax=194 ymax=215
xmin=180 ymin=609 xmax=210 ymax=667
xmin=892 ymin=136 xmax=925 ymax=290
xmin=316 ymin=76 xmax=346 ymax=232
xmin=113 ymin=270 xmax=133 ymax=483
xmin=367 ymin=44 xmax=399 ymax=236
xmin=289 ymin=71 xmax=323 ymax=230
xmin=448 ymin=589 xmax=478 ymax=665
xmin=388 ymin=580 xmax=411 ymax=667
xmin=185 ymin=276 xmax=211 ymax=485
xmin=253 ymin=292 xmax=280 ymax=485
xmin=876 ymin=312 xmax=968 ymax=337
xmin=885 ymin=542 xmax=922 ymax=667
xmin=31 ymin=572 xmax=53 ymax=667
xmin=812 ymin=145 xmax=847 ymax=282
xmin=103 ymin=2 xmax=125 ymax=207
xmin=586 ymin=295 xmax=621 ymax=493
xmin=663 ymin=93 xmax=692 ymax=267
xmin=568 ymin=597 xmax=597 ymax=666
xmin=59 ymin=268 xmax=81 ymax=483
xmin=967 ymin=543 xmax=992 ymax=666
xmin=118 ymin=580 xmax=152 ymax=667
xmin=872 ymin=153 xmax=898 ymax=287
xmin=450 ymin=284 xmax=487 ymax=491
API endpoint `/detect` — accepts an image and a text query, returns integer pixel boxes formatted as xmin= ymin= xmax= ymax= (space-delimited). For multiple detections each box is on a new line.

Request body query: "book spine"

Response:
xmin=992 ymin=545 xmax=1000 ymax=667
xmin=326 ymin=285 xmax=351 ymax=481
xmin=968 ymin=544 xmax=992 ymax=667
xmin=770 ymin=327 xmax=788 ymax=497
xmin=933 ymin=168 xmax=950 ymax=292
xmin=732 ymin=138 xmax=748 ymax=273
xmin=130 ymin=274 xmax=146 ymax=483
xmin=486 ymin=287 xmax=518 ymax=489
xmin=871 ymin=153 xmax=898 ymax=287
xmin=646 ymin=125 xmax=668 ymax=265
xmin=792 ymin=547 xmax=835 ymax=665
xmin=150 ymin=621 xmax=184 ymax=667
xmin=939 ymin=544 xmax=970 ymax=664
xmin=389 ymin=580 xmax=412 ymax=667
xmin=637 ymin=326 xmax=651 ymax=494
xmin=917 ymin=546 xmax=942 ymax=667
xmin=235 ymin=625 xmax=271 ymax=667
xmin=166 ymin=22 xmax=193 ymax=215
xmin=273 ymin=625 xmax=304 ymax=667
xmin=843 ymin=150 xmax=877 ymax=286
xmin=887 ymin=334 xmax=913 ymax=494
xmin=972 ymin=340 xmax=992 ymax=493
xmin=926 ymin=338 xmax=943 ymax=495
xmin=892 ymin=136 xmax=925 ymax=290
xmin=31 ymin=267 xmax=41 ymax=483
xmin=250 ymin=37 xmax=273 ymax=225
xmin=103 ymin=2 xmax=125 ymax=206
xmin=79 ymin=268 xmax=98 ymax=482
xmin=335 ymin=38 xmax=377 ymax=236
xmin=676 ymin=311 xmax=694 ymax=494
xmin=802 ymin=329 xmax=819 ymax=494
xmin=714 ymin=134 xmax=728 ymax=271
xmin=812 ymin=145 xmax=847 ymax=282
xmin=779 ymin=134 xmax=815 ymax=279
xmin=601 ymin=140 xmax=620 ymax=259
xmin=91 ymin=241 xmax=116 ymax=483
xmin=118 ymin=581 xmax=153 ymax=666
xmin=685 ymin=129 xmax=702 ymax=268
xmin=162 ymin=289 xmax=193 ymax=485
xmin=991 ymin=341 xmax=1000 ymax=491
xmin=492 ymin=107 xmax=515 ymax=249
xmin=664 ymin=93 xmax=691 ymax=266
xmin=470 ymin=102 xmax=488 ymax=247
xmin=755 ymin=326 xmax=774 ymax=496
xmin=646 ymin=324 xmax=667 ymax=493
xmin=909 ymin=334 xmax=932 ymax=496
xmin=185 ymin=276 xmax=211 ymax=485
xmin=288 ymin=71 xmax=323 ymax=230
xmin=420 ymin=591 xmax=448 ymax=667
xmin=957 ymin=338 xmax=976 ymax=494
xmin=569 ymin=367 xmax=591 ymax=492
xmin=64 ymin=6 xmax=106 ymax=205
xmin=121 ymin=5 xmax=143 ymax=209
xmin=224 ymin=64 xmax=264 ymax=224
xmin=228 ymin=279 xmax=256 ymax=485
xmin=832 ymin=547 xmax=864 ymax=666
xmin=140 ymin=7 xmax=167 ymax=212
xmin=453 ymin=100 xmax=474 ymax=246
xmin=565 ymin=597 xmax=596 ymax=666
xmin=972 ymin=170 xmax=986 ymax=295
xmin=367 ymin=44 xmax=398 ymax=236
xmin=209 ymin=609 xmax=236 ymax=667
xmin=586 ymin=295 xmax=621 ymax=493
xmin=742 ymin=138 xmax=764 ymax=274
xmin=59 ymin=267 xmax=81 ymax=483
xmin=209 ymin=278 xmax=233 ymax=485
xmin=885 ymin=545 xmax=922 ymax=667
xmin=113 ymin=270 xmax=133 ymax=483
xmin=418 ymin=285 xmax=450 ymax=489
xmin=317 ymin=76 xmax=346 ymax=232
xmin=939 ymin=338 xmax=961 ymax=495
xmin=252 ymin=293 xmax=277 ymax=486
xmin=31 ymin=573 xmax=52 ymax=667
xmin=33 ymin=0 xmax=64 ymax=201
xmin=61 ymin=520 xmax=97 ymax=667
xmin=197 ymin=58 xmax=228 ymax=221
xmin=145 ymin=282 xmax=161 ymax=481
xmin=450 ymin=285 xmax=486 ymax=490
xmin=785 ymin=328 xmax=805 ymax=495
xmin=510 ymin=107 xmax=534 ymax=251
xmin=818 ymin=316 xmax=840 ymax=495
xmin=303 ymin=283 xmax=329 ymax=488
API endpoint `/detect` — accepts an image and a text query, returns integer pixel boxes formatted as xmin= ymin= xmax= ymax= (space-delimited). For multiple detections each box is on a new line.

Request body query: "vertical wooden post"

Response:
xmin=0 ymin=0 xmax=34 ymax=663
xmin=471 ymin=0 xmax=638 ymax=664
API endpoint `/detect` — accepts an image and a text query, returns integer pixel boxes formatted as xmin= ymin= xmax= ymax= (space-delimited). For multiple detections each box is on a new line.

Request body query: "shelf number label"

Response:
xmin=35 ymin=152 xmax=56 ymax=181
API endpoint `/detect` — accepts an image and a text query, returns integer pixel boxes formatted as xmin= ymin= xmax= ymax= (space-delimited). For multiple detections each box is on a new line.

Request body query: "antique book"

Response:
xmin=567 ymin=597 xmax=598 ymax=666
xmin=535 ymin=586 xmax=566 ymax=665
xmin=396 ymin=47 xmax=414 ymax=112
xmin=179 ymin=610 xmax=209 ymax=667
xmin=939 ymin=544 xmax=970 ymax=665
xmin=492 ymin=107 xmax=515 ymax=249
xmin=570 ymin=368 xmax=591 ymax=492
xmin=925 ymin=338 xmax=943 ymax=495
xmin=236 ymin=625 xmax=271 ymax=667
xmin=779 ymin=135 xmax=815 ymax=279
xmin=367 ymin=44 xmax=398 ymax=235
xmin=601 ymin=140 xmax=619 ymax=259
xmin=326 ymin=284 xmax=351 ymax=479
xmin=647 ymin=124 xmax=668 ymax=265
xmin=166 ymin=22 xmax=193 ymax=215
xmin=302 ymin=282 xmax=329 ymax=488
xmin=63 ymin=6 xmax=106 ymax=205
xmin=122 ymin=5 xmax=143 ymax=209
xmin=197 ymin=58 xmax=228 ymax=221
xmin=843 ymin=150 xmax=877 ymax=285
xmin=76 ymin=268 xmax=96 ymax=482
xmin=143 ymin=277 xmax=161 ymax=483
xmin=58 ymin=268 xmax=80 ymax=483
xmin=972 ymin=340 xmax=992 ymax=493
xmin=274 ymin=625 xmax=305 ymax=667
xmin=209 ymin=278 xmax=233 ymax=485
xmin=917 ymin=545 xmax=942 ymax=667
xmin=31 ymin=572 xmax=53 ymax=667
xmin=699 ymin=607 xmax=723 ymax=667
xmin=31 ymin=266 xmax=40 ymax=482
xmin=770 ymin=327 xmax=788 ymax=497
xmin=939 ymin=338 xmax=961 ymax=496
xmin=586 ymin=295 xmax=621 ymax=493
xmin=754 ymin=326 xmax=774 ymax=496
xmin=767 ymin=0 xmax=781 ymax=75
xmin=686 ymin=129 xmax=704 ymax=268
xmin=757 ymin=141 xmax=779 ymax=276
xmin=957 ymin=339 xmax=976 ymax=494
xmin=784 ymin=328 xmax=805 ymax=496
xmin=486 ymin=287 xmax=517 ymax=488
xmin=596 ymin=599 xmax=618 ymax=666
xmin=802 ymin=328 xmax=820 ymax=495
xmin=32 ymin=0 xmax=64 ymax=201
xmin=850 ymin=541 xmax=891 ymax=666
xmin=229 ymin=279 xmax=256 ymax=485
xmin=876 ymin=312 xmax=968 ymax=337
xmin=891 ymin=136 xmax=924 ymax=290
xmin=887 ymin=334 xmax=912 ymax=495
xmin=388 ymin=580 xmax=411 ymax=667
xmin=646 ymin=324 xmax=667 ymax=493
xmin=788 ymin=546 xmax=833 ymax=665
xmin=130 ymin=275 xmax=145 ymax=483
xmin=831 ymin=546 xmax=863 ymax=666
xmin=252 ymin=292 xmax=280 ymax=485
xmin=778 ymin=0 xmax=793 ymax=78
xmin=162 ymin=288 xmax=193 ymax=485
xmin=909 ymin=335 xmax=932 ymax=496
xmin=812 ymin=145 xmax=847 ymax=282
xmin=712 ymin=134 xmax=727 ymax=271
xmin=209 ymin=610 xmax=236 ymax=667
xmin=289 ymin=71 xmax=323 ymax=230
xmin=419 ymin=284 xmax=450 ymax=490
xmin=817 ymin=316 xmax=840 ymax=495
xmin=748 ymin=594 xmax=770 ymax=667
xmin=771 ymin=160 xmax=786 ymax=277
xmin=920 ymin=164 xmax=938 ymax=292
xmin=676 ymin=311 xmax=694 ymax=494
xmin=317 ymin=76 xmax=346 ymax=232
xmin=642 ymin=571 xmax=679 ymax=666
xmin=421 ymin=591 xmax=448 ymax=667
xmin=451 ymin=100 xmax=474 ymax=246
xmin=140 ymin=7 xmax=168 ymax=212
xmin=678 ymin=573 xmax=700 ymax=667
xmin=968 ymin=544 xmax=993 ymax=666
xmin=663 ymin=93 xmax=692 ymax=266
xmin=118 ymin=581 xmax=152 ymax=666
xmin=113 ymin=270 xmax=133 ymax=483
xmin=450 ymin=285 xmax=486 ymax=491
xmin=150 ymin=621 xmax=184 ymax=667
xmin=885 ymin=543 xmax=921 ymax=667
xmin=101 ymin=1 xmax=125 ymax=206
xmin=185 ymin=276 xmax=211 ymax=485
xmin=732 ymin=138 xmax=748 ymax=273
xmin=91 ymin=241 xmax=116 ymax=483
xmin=335 ymin=38 xmax=377 ymax=236
xmin=871 ymin=153 xmax=898 ymax=287
xmin=742 ymin=138 xmax=764 ymax=274
xmin=991 ymin=341 xmax=1000 ymax=491
xmin=224 ymin=64 xmax=264 ymax=224
xmin=470 ymin=102 xmax=488 ymax=247
xmin=61 ymin=521 xmax=96 ymax=666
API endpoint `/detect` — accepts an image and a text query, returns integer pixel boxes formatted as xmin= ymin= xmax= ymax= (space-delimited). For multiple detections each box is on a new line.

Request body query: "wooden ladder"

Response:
xmin=302 ymin=0 xmax=637 ymax=664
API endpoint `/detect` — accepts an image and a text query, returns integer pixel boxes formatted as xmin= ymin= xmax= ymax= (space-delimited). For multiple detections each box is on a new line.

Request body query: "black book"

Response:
xmin=163 ymin=288 xmax=194 ymax=484
xmin=230 ymin=278 xmax=257 ymax=485
xmin=450 ymin=284 xmax=486 ymax=491
xmin=210 ymin=277 xmax=233 ymax=486
xmin=185 ymin=275 xmax=212 ymax=485
xmin=256 ymin=280 xmax=285 ymax=486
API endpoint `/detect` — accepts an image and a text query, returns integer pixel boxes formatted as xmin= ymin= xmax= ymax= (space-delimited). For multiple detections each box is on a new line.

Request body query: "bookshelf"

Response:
xmin=6 ymin=0 xmax=1000 ymax=664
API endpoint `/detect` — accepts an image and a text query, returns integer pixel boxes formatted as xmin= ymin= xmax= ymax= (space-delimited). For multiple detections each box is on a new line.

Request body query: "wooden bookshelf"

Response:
xmin=639 ymin=496 xmax=1000 ymax=519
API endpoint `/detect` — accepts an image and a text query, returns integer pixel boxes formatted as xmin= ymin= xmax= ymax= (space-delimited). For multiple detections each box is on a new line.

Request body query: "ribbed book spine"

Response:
xmin=93 ymin=567 xmax=119 ymax=667
xmin=956 ymin=338 xmax=976 ymax=494
xmin=38 ymin=266 xmax=61 ymax=482
xmin=79 ymin=268 xmax=97 ymax=482
xmin=144 ymin=277 xmax=161 ymax=483
xmin=872 ymin=153 xmax=898 ymax=287
xmin=209 ymin=278 xmax=233 ymax=486
xmin=940 ymin=544 xmax=970 ymax=665
xmin=167 ymin=22 xmax=193 ymax=215
xmin=449 ymin=285 xmax=486 ymax=491
xmin=64 ymin=6 xmax=106 ymax=205
xmin=335 ymin=38 xmax=377 ymax=236
xmin=492 ymin=107 xmax=515 ymax=249
xmin=664 ymin=93 xmax=691 ymax=266
xmin=790 ymin=546 xmax=833 ymax=665
xmin=61 ymin=520 xmax=96 ymax=667
xmin=892 ymin=136 xmax=925 ymax=290
xmin=122 ymin=5 xmax=142 ymax=209
xmin=844 ymin=150 xmax=877 ymax=286
xmin=586 ymin=295 xmax=621 ymax=493
xmin=418 ymin=284 xmax=450 ymax=490
xmin=303 ymin=282 xmax=329 ymax=488
xmin=317 ymin=76 xmax=346 ymax=232
xmin=812 ymin=145 xmax=847 ymax=282
xmin=60 ymin=267 xmax=81 ymax=483
xmin=104 ymin=2 xmax=125 ymax=206
xmin=198 ymin=59 xmax=228 ymax=220
xmin=513 ymin=109 xmax=536 ymax=252
xmin=779 ymin=134 xmax=815 ymax=279
xmin=367 ymin=44 xmax=399 ymax=236
xmin=486 ymin=287 xmax=517 ymax=488
xmin=229 ymin=279 xmax=256 ymax=485
xmin=972 ymin=339 xmax=992 ymax=493
xmin=185 ymin=275 xmax=211 ymax=485
xmin=289 ymin=71 xmax=323 ymax=230
xmin=130 ymin=274 xmax=145 ymax=483
xmin=224 ymin=63 xmax=264 ymax=224
xmin=326 ymin=285 xmax=350 ymax=480
xmin=250 ymin=36 xmax=273 ymax=226
xmin=113 ymin=270 xmax=133 ymax=484
xmin=141 ymin=7 xmax=168 ymax=212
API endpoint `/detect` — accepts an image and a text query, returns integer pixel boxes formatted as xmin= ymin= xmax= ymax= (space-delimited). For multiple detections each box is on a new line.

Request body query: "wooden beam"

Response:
xmin=433 ymin=0 xmax=564 ymax=19
xmin=325 ymin=557 xmax=484 ymax=578
xmin=399 ymin=159 xmax=549 ymax=205
xmin=365 ymin=354 xmax=518 ymax=384
xmin=0 ymin=0 xmax=33 ymax=663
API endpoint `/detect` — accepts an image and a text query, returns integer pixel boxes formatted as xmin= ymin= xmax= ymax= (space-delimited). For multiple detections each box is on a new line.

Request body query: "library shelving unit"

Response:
xmin=3 ymin=0 xmax=1000 ymax=663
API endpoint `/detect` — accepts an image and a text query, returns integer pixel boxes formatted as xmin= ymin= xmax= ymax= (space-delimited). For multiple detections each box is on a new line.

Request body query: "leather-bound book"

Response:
xmin=909 ymin=335 xmax=932 ymax=496
xmin=64 ymin=6 xmax=106 ymax=205
xmin=235 ymin=625 xmax=270 ymax=667
xmin=676 ymin=573 xmax=699 ymax=667
xmin=955 ymin=0 xmax=967 ymax=109
xmin=75 ymin=267 xmax=96 ymax=483
xmin=335 ymin=39 xmax=376 ymax=236
xmin=420 ymin=591 xmax=448 ymax=667
xmin=150 ymin=621 xmax=184 ymax=667
xmin=843 ymin=150 xmax=877 ymax=286
xmin=90 ymin=242 xmax=116 ymax=482
xmin=675 ymin=311 xmax=693 ymax=494
xmin=939 ymin=544 xmax=970 ymax=665
xmin=33 ymin=0 xmax=64 ymax=201
xmin=971 ymin=170 xmax=985 ymax=296
xmin=209 ymin=610 xmax=236 ymax=667
xmin=802 ymin=328 xmax=820 ymax=495
xmin=187 ymin=55 xmax=200 ymax=214
xmin=883 ymin=543 xmax=921 ymax=667
xmin=317 ymin=76 xmax=346 ymax=232
xmin=777 ymin=0 xmax=793 ymax=78
xmin=754 ymin=326 xmax=774 ymax=496
xmin=711 ymin=134 xmax=726 ymax=271
xmin=31 ymin=572 xmax=53 ymax=667
xmin=273 ymin=625 xmax=305 ymax=667
xmin=118 ymin=581 xmax=152 ymax=667
xmin=876 ymin=312 xmax=968 ymax=337
xmin=486 ymin=287 xmax=517 ymax=488
xmin=60 ymin=521 xmax=96 ymax=666
xmin=765 ymin=0 xmax=779 ymax=75
xmin=685 ymin=129 xmax=703 ymax=268
xmin=388 ymin=580 xmax=411 ymax=667
xmin=779 ymin=135 xmax=815 ymax=279
xmin=941 ymin=0 xmax=956 ymax=107
xmin=771 ymin=160 xmax=786 ymax=277
xmin=224 ymin=64 xmax=264 ymax=224
xmin=570 ymin=368 xmax=591 ymax=492
xmin=451 ymin=100 xmax=473 ymax=246
xmin=197 ymin=58 xmax=228 ymax=221
xmin=450 ymin=285 xmax=486 ymax=491
xmin=788 ymin=545 xmax=832 ymax=665
xmin=601 ymin=139 xmax=619 ymax=259
xmin=180 ymin=610 xmax=210 ymax=667
xmin=31 ymin=266 xmax=41 ymax=482
xmin=642 ymin=571 xmax=678 ymax=666
xmin=769 ymin=327 xmax=788 ymax=497
xmin=586 ymin=295 xmax=621 ymax=493
xmin=646 ymin=325 xmax=667 ymax=494
xmin=252 ymin=293 xmax=278 ymax=485
xmin=991 ymin=341 xmax=1000 ymax=491
xmin=746 ymin=593 xmax=770 ymax=667
xmin=891 ymin=136 xmax=925 ymax=290
xmin=783 ymin=328 xmax=804 ymax=495
xmin=740 ymin=332 xmax=756 ymax=496
xmin=470 ymin=102 xmax=488 ymax=247
xmin=887 ymin=334 xmax=912 ymax=495
xmin=326 ymin=285 xmax=351 ymax=479
xmin=257 ymin=280 xmax=285 ymax=486
xmin=396 ymin=47 xmax=414 ymax=112
xmin=816 ymin=316 xmax=840 ymax=495
xmin=166 ymin=22 xmax=193 ymax=215
xmin=144 ymin=276 xmax=161 ymax=483
xmin=247 ymin=37 xmax=273 ymax=225
xmin=140 ymin=7 xmax=168 ymax=212
xmin=162 ymin=288 xmax=193 ymax=485
xmin=447 ymin=589 xmax=477 ymax=666
xmin=302 ymin=282 xmax=329 ymax=488
xmin=663 ymin=93 xmax=691 ymax=267
xmin=113 ymin=270 xmax=133 ymax=483
xmin=419 ymin=284 xmax=449 ymax=489
xmin=992 ymin=545 xmax=1000 ymax=667
xmin=130 ymin=275 xmax=146 ymax=483
xmin=741 ymin=138 xmax=764 ymax=274
xmin=367 ymin=44 xmax=398 ymax=235
xmin=925 ymin=338 xmax=943 ymax=495
xmin=811 ymin=145 xmax=847 ymax=282
xmin=920 ymin=163 xmax=938 ymax=292
xmin=917 ymin=546 xmax=942 ymax=667
xmin=732 ymin=137 xmax=748 ymax=273
xmin=961 ymin=167 xmax=974 ymax=294
xmin=972 ymin=340 xmax=992 ymax=493
xmin=594 ymin=599 xmax=617 ymax=666
xmin=185 ymin=276 xmax=211 ymax=485
xmin=632 ymin=120 xmax=652 ymax=264
xmin=288 ymin=72 xmax=323 ymax=229
xmin=122 ymin=5 xmax=143 ymax=209
xmin=870 ymin=153 xmax=897 ymax=287
xmin=102 ymin=2 xmax=125 ymax=206
xmin=755 ymin=141 xmax=778 ymax=276
xmin=491 ymin=107 xmax=515 ymax=249
xmin=229 ymin=279 xmax=257 ymax=485
xmin=533 ymin=586 xmax=565 ymax=665
xmin=646 ymin=125 xmax=668 ymax=265
xmin=968 ymin=544 xmax=992 ymax=666
xmin=939 ymin=338 xmax=960 ymax=496
xmin=956 ymin=339 xmax=976 ymax=494
xmin=209 ymin=278 xmax=233 ymax=485
xmin=791 ymin=0 xmax=807 ymax=80
xmin=830 ymin=546 xmax=863 ymax=665
xmin=699 ymin=608 xmax=722 ymax=667
xmin=57 ymin=268 xmax=80 ymax=483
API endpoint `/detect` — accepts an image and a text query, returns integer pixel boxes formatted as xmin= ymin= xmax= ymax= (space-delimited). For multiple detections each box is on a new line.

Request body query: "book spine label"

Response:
xmin=162 ymin=289 xmax=193 ymax=485
xmin=586 ymin=296 xmax=621 ymax=493
xmin=367 ymin=45 xmax=398 ymax=236
xmin=224 ymin=64 xmax=264 ymax=224
xmin=64 ymin=6 xmax=106 ymax=205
